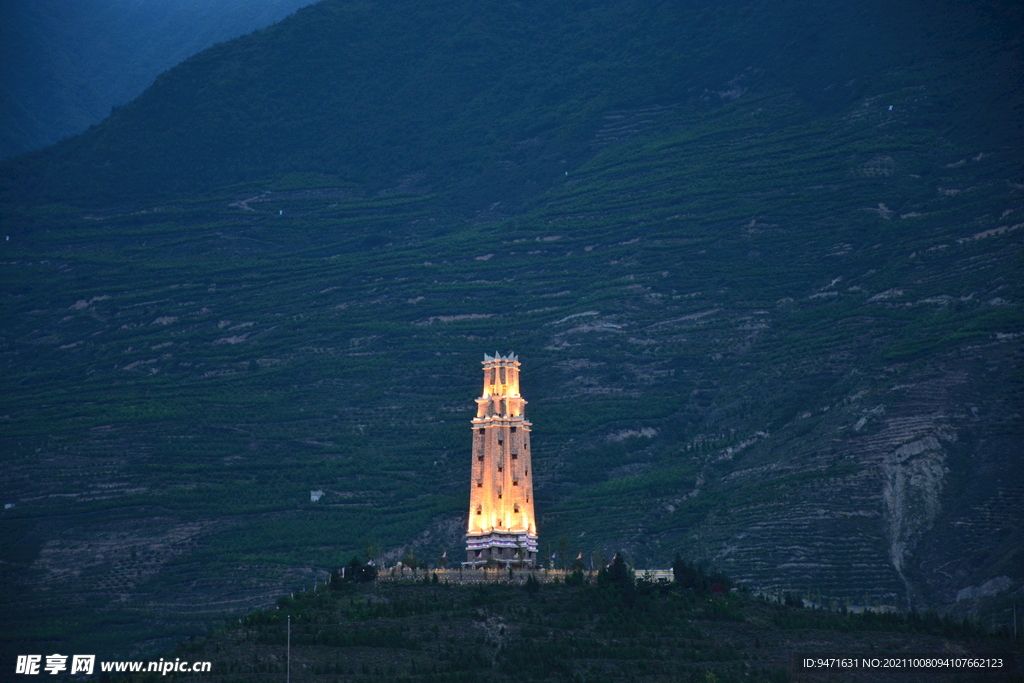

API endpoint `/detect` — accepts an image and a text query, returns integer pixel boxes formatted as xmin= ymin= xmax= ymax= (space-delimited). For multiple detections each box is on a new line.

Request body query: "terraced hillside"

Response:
xmin=1 ymin=0 xmax=1022 ymax=664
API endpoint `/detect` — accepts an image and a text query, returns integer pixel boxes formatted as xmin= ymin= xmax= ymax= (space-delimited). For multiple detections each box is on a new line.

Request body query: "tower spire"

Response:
xmin=465 ymin=353 xmax=538 ymax=568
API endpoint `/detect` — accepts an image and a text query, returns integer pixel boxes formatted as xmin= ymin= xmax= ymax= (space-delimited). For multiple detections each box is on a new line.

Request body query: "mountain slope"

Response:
xmin=1 ymin=0 xmax=1022 ymax=663
xmin=3 ymin=0 xmax=1022 ymax=205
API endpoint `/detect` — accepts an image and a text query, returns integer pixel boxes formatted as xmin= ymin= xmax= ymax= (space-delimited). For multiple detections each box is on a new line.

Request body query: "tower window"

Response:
xmin=477 ymin=482 xmax=482 ymax=488
xmin=478 ymin=428 xmax=484 ymax=435
xmin=511 ymin=453 xmax=517 ymax=460
xmin=498 ymin=493 xmax=502 ymax=499
xmin=514 ymin=505 xmax=520 ymax=513
xmin=476 ymin=509 xmax=481 ymax=515
xmin=498 ymin=466 xmax=502 ymax=473
xmin=512 ymin=480 xmax=518 ymax=486
xmin=497 ymin=438 xmax=503 ymax=446
xmin=510 ymin=426 xmax=516 ymax=433
xmin=477 ymin=455 xmax=483 ymax=462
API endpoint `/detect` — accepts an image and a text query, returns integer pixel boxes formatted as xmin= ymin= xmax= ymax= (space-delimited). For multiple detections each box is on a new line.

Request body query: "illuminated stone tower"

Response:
xmin=465 ymin=352 xmax=538 ymax=568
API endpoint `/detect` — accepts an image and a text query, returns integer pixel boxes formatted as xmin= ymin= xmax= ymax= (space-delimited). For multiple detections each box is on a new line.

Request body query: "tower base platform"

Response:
xmin=465 ymin=531 xmax=537 ymax=569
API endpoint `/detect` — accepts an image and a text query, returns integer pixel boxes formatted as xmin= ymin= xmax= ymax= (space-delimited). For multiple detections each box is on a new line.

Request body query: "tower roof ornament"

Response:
xmin=482 ymin=352 xmax=519 ymax=363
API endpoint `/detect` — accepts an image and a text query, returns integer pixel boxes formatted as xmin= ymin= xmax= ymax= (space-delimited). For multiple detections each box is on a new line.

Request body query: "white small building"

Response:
xmin=310 ymin=490 xmax=324 ymax=502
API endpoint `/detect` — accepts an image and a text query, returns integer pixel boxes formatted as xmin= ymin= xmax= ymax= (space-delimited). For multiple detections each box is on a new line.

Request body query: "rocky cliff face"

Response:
xmin=883 ymin=435 xmax=947 ymax=580
xmin=635 ymin=340 xmax=1023 ymax=613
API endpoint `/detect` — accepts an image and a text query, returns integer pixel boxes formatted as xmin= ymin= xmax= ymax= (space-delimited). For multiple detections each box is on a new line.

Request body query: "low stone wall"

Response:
xmin=376 ymin=567 xmax=674 ymax=585
xmin=377 ymin=567 xmax=574 ymax=584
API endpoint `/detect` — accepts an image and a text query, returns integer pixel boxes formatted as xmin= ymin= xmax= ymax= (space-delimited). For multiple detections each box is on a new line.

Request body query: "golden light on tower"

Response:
xmin=465 ymin=352 xmax=538 ymax=567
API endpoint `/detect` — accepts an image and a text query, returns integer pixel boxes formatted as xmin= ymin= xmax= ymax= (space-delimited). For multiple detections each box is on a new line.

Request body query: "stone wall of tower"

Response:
xmin=467 ymin=418 xmax=535 ymax=536
xmin=465 ymin=353 xmax=537 ymax=566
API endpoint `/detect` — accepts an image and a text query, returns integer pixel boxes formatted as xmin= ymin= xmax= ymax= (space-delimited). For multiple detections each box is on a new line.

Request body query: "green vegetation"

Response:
xmin=3 ymin=0 xmax=1022 ymax=205
xmin=1 ymin=0 xmax=1022 ymax=668
xmin=102 ymin=576 xmax=1020 ymax=683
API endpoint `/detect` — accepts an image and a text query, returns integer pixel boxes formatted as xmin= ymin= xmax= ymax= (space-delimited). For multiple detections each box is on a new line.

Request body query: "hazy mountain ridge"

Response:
xmin=0 ymin=0 xmax=317 ymax=160
xmin=0 ymin=0 xmax=1022 ymax=663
